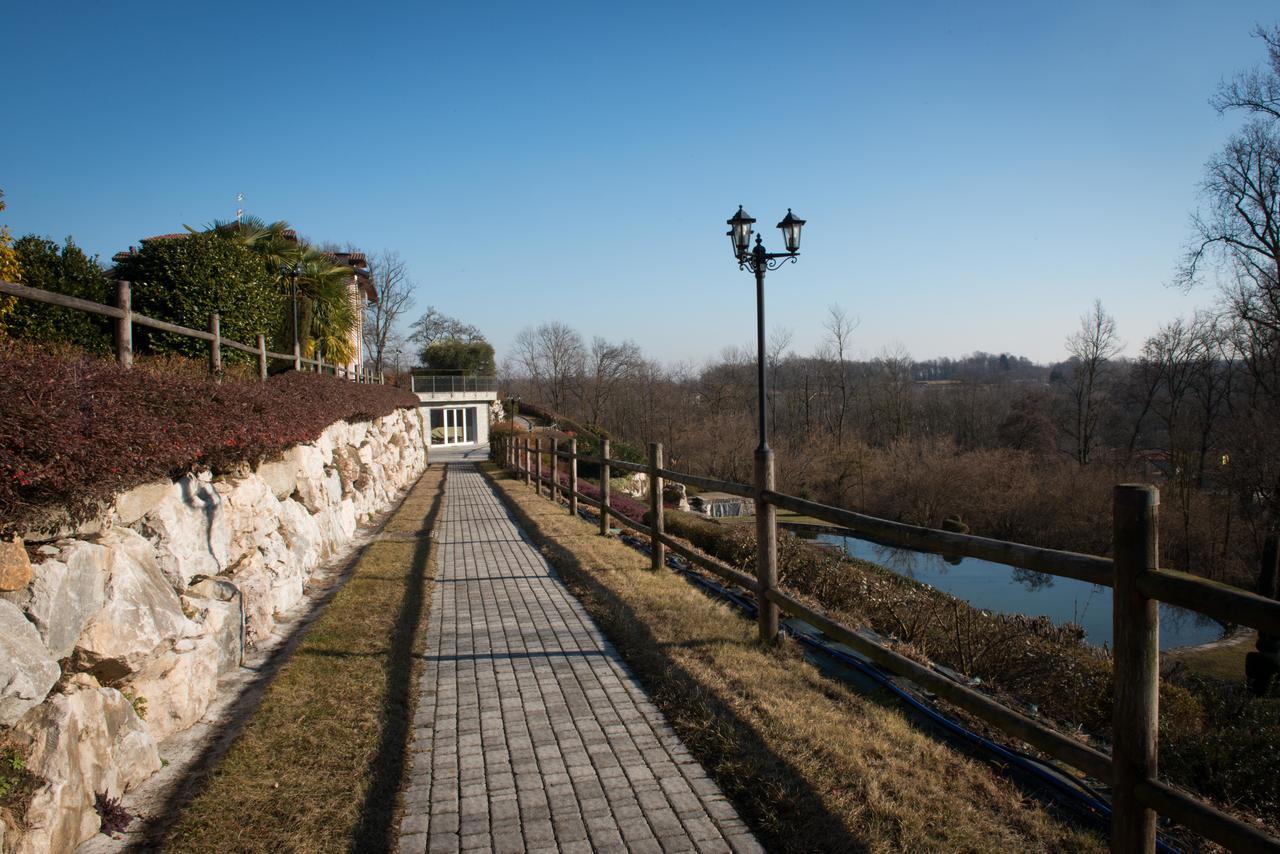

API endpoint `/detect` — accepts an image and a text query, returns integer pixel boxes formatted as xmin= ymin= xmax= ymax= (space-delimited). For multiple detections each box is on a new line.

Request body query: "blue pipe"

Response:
xmin=610 ymin=529 xmax=1185 ymax=853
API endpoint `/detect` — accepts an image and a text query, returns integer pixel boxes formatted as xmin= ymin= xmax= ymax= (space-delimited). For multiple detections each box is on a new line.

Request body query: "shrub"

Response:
xmin=7 ymin=235 xmax=111 ymax=353
xmin=112 ymin=233 xmax=282 ymax=364
xmin=421 ymin=340 xmax=495 ymax=374
xmin=0 ymin=341 xmax=419 ymax=537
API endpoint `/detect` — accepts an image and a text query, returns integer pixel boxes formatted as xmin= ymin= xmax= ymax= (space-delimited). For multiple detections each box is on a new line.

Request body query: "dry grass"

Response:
xmin=1167 ymin=631 xmax=1257 ymax=684
xmin=165 ymin=465 xmax=446 ymax=853
xmin=482 ymin=464 xmax=1104 ymax=854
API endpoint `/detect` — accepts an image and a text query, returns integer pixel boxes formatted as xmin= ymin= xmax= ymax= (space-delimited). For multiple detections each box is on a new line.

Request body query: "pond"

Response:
xmin=802 ymin=530 xmax=1226 ymax=650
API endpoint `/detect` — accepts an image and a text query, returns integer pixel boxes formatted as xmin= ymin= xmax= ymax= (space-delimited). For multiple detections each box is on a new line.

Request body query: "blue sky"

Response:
xmin=4 ymin=1 xmax=1276 ymax=365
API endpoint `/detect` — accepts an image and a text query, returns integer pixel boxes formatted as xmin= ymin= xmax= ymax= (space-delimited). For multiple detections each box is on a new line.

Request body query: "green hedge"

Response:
xmin=113 ymin=233 xmax=282 ymax=363
xmin=7 ymin=236 xmax=111 ymax=353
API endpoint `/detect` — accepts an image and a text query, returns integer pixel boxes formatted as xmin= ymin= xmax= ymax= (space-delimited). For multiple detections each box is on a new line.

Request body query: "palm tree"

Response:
xmin=196 ymin=216 xmax=358 ymax=364
xmin=297 ymin=248 xmax=357 ymax=364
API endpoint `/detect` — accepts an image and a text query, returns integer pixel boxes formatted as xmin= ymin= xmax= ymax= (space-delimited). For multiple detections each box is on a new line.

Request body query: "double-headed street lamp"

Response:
xmin=282 ymin=262 xmax=302 ymax=367
xmin=726 ymin=205 xmax=806 ymax=641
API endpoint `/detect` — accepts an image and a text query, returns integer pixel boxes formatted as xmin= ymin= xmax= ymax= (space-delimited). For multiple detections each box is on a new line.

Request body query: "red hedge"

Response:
xmin=0 ymin=342 xmax=420 ymax=537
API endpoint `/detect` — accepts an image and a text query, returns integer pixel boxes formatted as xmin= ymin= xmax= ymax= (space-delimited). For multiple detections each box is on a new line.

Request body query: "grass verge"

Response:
xmin=481 ymin=463 xmax=1103 ymax=853
xmin=164 ymin=464 xmax=446 ymax=853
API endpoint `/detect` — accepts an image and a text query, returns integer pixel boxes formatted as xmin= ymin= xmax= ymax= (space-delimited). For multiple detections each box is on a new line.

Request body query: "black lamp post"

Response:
xmin=726 ymin=205 xmax=806 ymax=642
xmin=283 ymin=262 xmax=302 ymax=367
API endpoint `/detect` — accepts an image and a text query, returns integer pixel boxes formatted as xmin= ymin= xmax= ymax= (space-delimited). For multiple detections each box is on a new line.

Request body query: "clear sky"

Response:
xmin=4 ymin=1 xmax=1276 ymax=366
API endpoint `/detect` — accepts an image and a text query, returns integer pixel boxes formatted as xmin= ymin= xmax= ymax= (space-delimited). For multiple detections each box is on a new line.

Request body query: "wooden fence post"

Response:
xmin=115 ymin=280 xmax=132 ymax=369
xmin=293 ymin=340 xmax=301 ymax=371
xmin=535 ymin=437 xmax=543 ymax=496
xmin=649 ymin=442 xmax=665 ymax=571
xmin=318 ymin=353 xmax=325 ymax=375
xmin=523 ymin=437 xmax=531 ymax=486
xmin=256 ymin=334 xmax=267 ymax=380
xmin=551 ymin=438 xmax=560 ymax=503
xmin=599 ymin=439 xmax=611 ymax=536
xmin=568 ymin=438 xmax=578 ymax=517
xmin=1112 ymin=484 xmax=1160 ymax=854
xmin=755 ymin=447 xmax=779 ymax=641
xmin=209 ymin=313 xmax=221 ymax=377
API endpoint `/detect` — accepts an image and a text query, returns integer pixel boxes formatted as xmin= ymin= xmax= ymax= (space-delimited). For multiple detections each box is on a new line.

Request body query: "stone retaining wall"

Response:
xmin=0 ymin=407 xmax=428 ymax=853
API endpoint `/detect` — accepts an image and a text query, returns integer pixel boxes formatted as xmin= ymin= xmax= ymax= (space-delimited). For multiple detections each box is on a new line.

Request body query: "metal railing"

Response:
xmin=410 ymin=374 xmax=498 ymax=395
xmin=0 ymin=279 xmax=385 ymax=383
xmin=493 ymin=432 xmax=1280 ymax=854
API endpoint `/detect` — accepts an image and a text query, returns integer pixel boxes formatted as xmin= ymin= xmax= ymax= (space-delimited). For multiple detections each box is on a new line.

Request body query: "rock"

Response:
xmin=0 ymin=536 xmax=32 ymax=591
xmin=120 ymin=632 xmax=220 ymax=741
xmin=291 ymin=445 xmax=331 ymax=513
xmin=112 ymin=479 xmax=175 ymax=527
xmin=72 ymin=528 xmax=187 ymax=683
xmin=219 ymin=473 xmax=283 ymax=568
xmin=256 ymin=454 xmax=297 ymax=501
xmin=182 ymin=585 xmax=243 ymax=675
xmin=9 ymin=673 xmax=160 ymax=854
xmin=277 ymin=499 xmax=322 ymax=574
xmin=227 ymin=552 xmax=275 ymax=647
xmin=136 ymin=473 xmax=231 ymax=591
xmin=0 ymin=599 xmax=60 ymax=726
xmin=6 ymin=539 xmax=108 ymax=660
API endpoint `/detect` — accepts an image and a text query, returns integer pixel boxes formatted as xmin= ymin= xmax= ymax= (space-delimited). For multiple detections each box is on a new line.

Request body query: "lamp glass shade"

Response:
xmin=727 ymin=206 xmax=756 ymax=255
xmin=776 ymin=209 xmax=805 ymax=253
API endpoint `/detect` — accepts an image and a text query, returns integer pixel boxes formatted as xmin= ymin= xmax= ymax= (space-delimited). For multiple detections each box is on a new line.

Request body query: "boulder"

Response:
xmin=277 ymin=499 xmax=322 ymax=574
xmin=184 ymin=577 xmax=243 ymax=675
xmin=255 ymin=454 xmax=298 ymax=501
xmin=73 ymin=528 xmax=187 ymax=682
xmin=227 ymin=552 xmax=275 ymax=647
xmin=291 ymin=444 xmax=331 ymax=513
xmin=120 ymin=633 xmax=220 ymax=741
xmin=112 ymin=479 xmax=175 ymax=527
xmin=219 ymin=473 xmax=283 ymax=567
xmin=0 ymin=536 xmax=32 ymax=591
xmin=9 ymin=673 xmax=160 ymax=854
xmin=136 ymin=473 xmax=231 ymax=590
xmin=6 ymin=539 xmax=108 ymax=660
xmin=0 ymin=599 xmax=60 ymax=726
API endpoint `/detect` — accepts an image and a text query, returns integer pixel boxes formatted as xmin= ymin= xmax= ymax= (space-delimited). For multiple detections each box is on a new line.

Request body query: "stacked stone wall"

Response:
xmin=0 ymin=407 xmax=427 ymax=853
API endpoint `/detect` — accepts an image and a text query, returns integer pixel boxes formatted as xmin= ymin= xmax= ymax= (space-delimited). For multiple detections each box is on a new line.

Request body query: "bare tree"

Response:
xmin=362 ymin=250 xmax=416 ymax=374
xmin=408 ymin=306 xmax=484 ymax=365
xmin=1062 ymin=299 xmax=1121 ymax=465
xmin=1211 ymin=25 xmax=1280 ymax=121
xmin=821 ymin=305 xmax=858 ymax=443
xmin=511 ymin=322 xmax=586 ymax=413
xmin=767 ymin=325 xmax=793 ymax=435
xmin=575 ymin=337 xmax=641 ymax=427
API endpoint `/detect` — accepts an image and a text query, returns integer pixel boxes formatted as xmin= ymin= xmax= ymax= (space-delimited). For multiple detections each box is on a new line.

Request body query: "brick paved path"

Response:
xmin=398 ymin=466 xmax=762 ymax=854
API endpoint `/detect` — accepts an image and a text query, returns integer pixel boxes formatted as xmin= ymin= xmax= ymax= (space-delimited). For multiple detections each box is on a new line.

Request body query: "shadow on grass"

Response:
xmin=480 ymin=466 xmax=869 ymax=854
xmin=351 ymin=465 xmax=447 ymax=853
xmin=141 ymin=465 xmax=446 ymax=853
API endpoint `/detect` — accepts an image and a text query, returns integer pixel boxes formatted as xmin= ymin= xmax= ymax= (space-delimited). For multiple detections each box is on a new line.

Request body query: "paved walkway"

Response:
xmin=398 ymin=466 xmax=761 ymax=854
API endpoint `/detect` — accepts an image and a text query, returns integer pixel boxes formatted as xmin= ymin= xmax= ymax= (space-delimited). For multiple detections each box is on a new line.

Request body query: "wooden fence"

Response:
xmin=494 ymin=432 xmax=1280 ymax=854
xmin=0 ymin=279 xmax=385 ymax=383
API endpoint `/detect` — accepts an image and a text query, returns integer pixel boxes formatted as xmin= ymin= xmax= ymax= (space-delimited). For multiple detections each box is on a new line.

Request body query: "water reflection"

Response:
xmin=806 ymin=531 xmax=1225 ymax=650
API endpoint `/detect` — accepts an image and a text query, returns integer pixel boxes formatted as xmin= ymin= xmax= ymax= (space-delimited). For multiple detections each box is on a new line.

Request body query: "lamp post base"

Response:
xmin=755 ymin=445 xmax=779 ymax=642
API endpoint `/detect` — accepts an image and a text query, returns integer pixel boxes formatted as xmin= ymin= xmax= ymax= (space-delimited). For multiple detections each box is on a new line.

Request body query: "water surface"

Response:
xmin=804 ymin=531 xmax=1225 ymax=650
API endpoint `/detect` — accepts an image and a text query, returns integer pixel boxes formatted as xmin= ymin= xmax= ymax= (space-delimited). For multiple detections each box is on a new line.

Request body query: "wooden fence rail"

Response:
xmin=0 ymin=279 xmax=386 ymax=384
xmin=494 ymin=433 xmax=1280 ymax=854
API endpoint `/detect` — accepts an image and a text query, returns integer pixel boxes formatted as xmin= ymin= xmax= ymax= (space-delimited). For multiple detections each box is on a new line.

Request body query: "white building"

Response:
xmin=412 ymin=374 xmax=498 ymax=449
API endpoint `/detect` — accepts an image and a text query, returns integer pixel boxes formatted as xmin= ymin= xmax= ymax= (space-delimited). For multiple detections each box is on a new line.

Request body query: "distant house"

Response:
xmin=411 ymin=372 xmax=498 ymax=449
xmin=112 ymin=230 xmax=377 ymax=373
